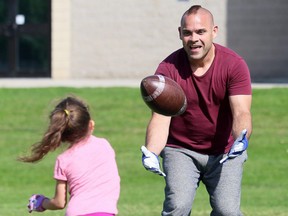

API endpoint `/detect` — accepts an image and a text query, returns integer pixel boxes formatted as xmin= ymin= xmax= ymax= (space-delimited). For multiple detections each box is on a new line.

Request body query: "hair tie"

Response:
xmin=64 ymin=109 xmax=70 ymax=116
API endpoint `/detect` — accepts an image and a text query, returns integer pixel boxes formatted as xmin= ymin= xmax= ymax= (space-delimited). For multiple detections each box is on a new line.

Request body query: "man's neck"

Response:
xmin=190 ymin=44 xmax=215 ymax=76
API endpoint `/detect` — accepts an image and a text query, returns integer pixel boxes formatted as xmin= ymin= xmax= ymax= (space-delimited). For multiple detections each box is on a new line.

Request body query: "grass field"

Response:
xmin=0 ymin=87 xmax=287 ymax=216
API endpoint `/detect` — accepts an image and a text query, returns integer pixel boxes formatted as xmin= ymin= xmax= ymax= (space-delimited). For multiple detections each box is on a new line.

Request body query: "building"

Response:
xmin=1 ymin=0 xmax=287 ymax=83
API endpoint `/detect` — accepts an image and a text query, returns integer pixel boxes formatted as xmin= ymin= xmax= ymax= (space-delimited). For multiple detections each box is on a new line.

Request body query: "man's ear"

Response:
xmin=178 ymin=27 xmax=182 ymax=40
xmin=212 ymin=25 xmax=218 ymax=39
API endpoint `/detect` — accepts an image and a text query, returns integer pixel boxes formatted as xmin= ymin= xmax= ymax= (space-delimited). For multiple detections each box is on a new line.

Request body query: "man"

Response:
xmin=141 ymin=5 xmax=252 ymax=216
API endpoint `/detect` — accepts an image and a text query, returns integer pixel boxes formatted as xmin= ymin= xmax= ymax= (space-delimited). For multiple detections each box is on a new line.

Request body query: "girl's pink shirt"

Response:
xmin=54 ymin=135 xmax=120 ymax=216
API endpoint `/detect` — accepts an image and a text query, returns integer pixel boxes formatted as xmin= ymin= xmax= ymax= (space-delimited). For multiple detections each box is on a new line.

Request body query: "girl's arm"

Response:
xmin=42 ymin=180 xmax=67 ymax=210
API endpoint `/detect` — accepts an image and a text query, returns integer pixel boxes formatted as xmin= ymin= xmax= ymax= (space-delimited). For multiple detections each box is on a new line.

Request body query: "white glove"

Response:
xmin=141 ymin=146 xmax=166 ymax=177
xmin=27 ymin=194 xmax=48 ymax=213
xmin=220 ymin=129 xmax=249 ymax=164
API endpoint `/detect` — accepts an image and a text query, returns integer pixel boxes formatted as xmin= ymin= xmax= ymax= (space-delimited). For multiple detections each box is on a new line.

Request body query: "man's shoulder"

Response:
xmin=214 ymin=43 xmax=243 ymax=60
xmin=164 ymin=48 xmax=185 ymax=60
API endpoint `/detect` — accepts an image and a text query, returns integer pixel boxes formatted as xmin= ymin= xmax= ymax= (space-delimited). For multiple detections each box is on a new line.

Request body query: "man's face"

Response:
xmin=178 ymin=12 xmax=218 ymax=62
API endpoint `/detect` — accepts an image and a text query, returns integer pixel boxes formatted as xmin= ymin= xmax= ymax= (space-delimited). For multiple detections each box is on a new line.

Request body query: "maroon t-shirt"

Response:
xmin=155 ymin=43 xmax=252 ymax=154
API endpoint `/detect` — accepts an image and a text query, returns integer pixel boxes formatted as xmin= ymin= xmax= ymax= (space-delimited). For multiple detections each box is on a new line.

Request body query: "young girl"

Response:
xmin=19 ymin=97 xmax=120 ymax=216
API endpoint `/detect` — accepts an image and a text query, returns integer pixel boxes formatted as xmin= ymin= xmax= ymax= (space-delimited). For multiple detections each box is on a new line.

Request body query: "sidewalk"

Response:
xmin=0 ymin=78 xmax=287 ymax=88
xmin=0 ymin=78 xmax=141 ymax=88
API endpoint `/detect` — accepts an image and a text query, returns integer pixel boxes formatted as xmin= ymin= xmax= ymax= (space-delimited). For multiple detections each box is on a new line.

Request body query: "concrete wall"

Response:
xmin=68 ymin=0 xmax=227 ymax=79
xmin=52 ymin=0 xmax=288 ymax=82
xmin=227 ymin=0 xmax=288 ymax=83
xmin=52 ymin=0 xmax=71 ymax=79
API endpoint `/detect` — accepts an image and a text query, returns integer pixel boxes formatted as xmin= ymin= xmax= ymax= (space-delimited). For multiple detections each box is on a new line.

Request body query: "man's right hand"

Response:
xmin=141 ymin=146 xmax=166 ymax=177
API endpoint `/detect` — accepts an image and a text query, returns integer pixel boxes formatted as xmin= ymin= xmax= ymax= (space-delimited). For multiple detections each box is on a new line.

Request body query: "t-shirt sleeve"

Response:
xmin=228 ymin=59 xmax=252 ymax=96
xmin=54 ymin=157 xmax=67 ymax=181
xmin=155 ymin=62 xmax=168 ymax=76
xmin=155 ymin=61 xmax=176 ymax=80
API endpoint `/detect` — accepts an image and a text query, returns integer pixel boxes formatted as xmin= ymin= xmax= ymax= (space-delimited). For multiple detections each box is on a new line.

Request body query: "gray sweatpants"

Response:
xmin=161 ymin=147 xmax=247 ymax=216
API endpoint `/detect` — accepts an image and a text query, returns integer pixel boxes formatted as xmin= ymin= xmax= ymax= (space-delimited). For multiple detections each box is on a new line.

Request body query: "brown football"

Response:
xmin=140 ymin=75 xmax=187 ymax=116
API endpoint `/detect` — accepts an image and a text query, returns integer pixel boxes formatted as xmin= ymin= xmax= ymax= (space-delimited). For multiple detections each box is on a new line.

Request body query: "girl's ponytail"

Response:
xmin=19 ymin=97 xmax=91 ymax=163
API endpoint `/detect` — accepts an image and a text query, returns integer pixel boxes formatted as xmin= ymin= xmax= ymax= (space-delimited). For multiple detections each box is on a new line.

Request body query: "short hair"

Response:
xmin=186 ymin=5 xmax=202 ymax=14
xmin=180 ymin=5 xmax=214 ymax=26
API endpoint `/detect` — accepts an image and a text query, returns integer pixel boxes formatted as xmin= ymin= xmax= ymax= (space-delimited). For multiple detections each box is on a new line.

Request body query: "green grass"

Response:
xmin=0 ymin=87 xmax=287 ymax=216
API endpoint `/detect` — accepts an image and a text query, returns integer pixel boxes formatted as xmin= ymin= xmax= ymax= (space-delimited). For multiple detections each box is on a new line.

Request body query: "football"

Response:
xmin=140 ymin=75 xmax=187 ymax=116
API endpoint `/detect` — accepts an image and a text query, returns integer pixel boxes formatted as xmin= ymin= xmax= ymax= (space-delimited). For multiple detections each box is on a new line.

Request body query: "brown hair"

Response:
xmin=180 ymin=5 xmax=214 ymax=26
xmin=19 ymin=96 xmax=91 ymax=163
xmin=186 ymin=5 xmax=202 ymax=14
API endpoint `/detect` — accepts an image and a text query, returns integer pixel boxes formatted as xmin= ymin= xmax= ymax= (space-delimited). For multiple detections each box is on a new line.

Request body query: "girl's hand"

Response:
xmin=27 ymin=194 xmax=48 ymax=213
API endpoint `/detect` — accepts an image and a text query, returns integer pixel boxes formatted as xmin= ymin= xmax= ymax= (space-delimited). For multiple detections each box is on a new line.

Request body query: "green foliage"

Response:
xmin=0 ymin=87 xmax=287 ymax=216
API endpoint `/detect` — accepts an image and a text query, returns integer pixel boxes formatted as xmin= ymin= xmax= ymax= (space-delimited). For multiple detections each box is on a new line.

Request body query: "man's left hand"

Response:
xmin=220 ymin=129 xmax=248 ymax=164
